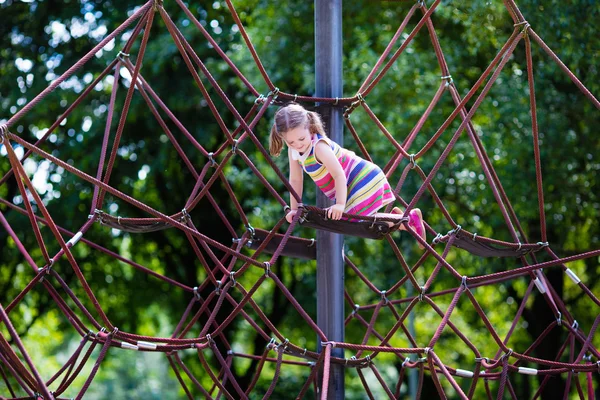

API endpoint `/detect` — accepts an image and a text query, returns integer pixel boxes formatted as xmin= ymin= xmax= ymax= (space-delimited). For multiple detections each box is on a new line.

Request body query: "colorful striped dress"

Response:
xmin=291 ymin=134 xmax=395 ymax=216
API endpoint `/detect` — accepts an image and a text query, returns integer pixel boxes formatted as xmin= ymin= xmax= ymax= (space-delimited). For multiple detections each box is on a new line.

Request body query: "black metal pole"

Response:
xmin=315 ymin=0 xmax=344 ymax=399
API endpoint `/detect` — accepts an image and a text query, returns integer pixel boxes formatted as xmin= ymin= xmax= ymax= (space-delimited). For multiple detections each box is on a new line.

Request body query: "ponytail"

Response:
xmin=269 ymin=123 xmax=284 ymax=157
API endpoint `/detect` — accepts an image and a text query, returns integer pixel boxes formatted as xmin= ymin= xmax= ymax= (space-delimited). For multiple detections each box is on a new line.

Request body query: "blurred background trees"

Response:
xmin=1 ymin=0 xmax=598 ymax=398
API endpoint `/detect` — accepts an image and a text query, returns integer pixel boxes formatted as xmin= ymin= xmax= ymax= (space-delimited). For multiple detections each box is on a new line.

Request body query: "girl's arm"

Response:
xmin=287 ymin=147 xmax=304 ymax=222
xmin=315 ymin=141 xmax=346 ymax=220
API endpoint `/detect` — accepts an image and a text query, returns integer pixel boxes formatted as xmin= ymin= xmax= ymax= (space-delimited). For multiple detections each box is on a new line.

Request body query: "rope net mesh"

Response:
xmin=1 ymin=0 xmax=599 ymax=399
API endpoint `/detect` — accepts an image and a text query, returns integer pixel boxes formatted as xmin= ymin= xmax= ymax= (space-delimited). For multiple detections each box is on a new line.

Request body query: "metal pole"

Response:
xmin=315 ymin=0 xmax=344 ymax=399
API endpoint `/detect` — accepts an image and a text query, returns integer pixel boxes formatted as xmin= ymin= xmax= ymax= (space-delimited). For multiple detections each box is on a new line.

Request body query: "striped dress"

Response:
xmin=291 ymin=134 xmax=395 ymax=216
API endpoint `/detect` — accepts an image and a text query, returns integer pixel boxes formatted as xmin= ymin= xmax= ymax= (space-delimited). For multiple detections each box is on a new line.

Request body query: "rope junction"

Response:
xmin=1 ymin=0 xmax=599 ymax=399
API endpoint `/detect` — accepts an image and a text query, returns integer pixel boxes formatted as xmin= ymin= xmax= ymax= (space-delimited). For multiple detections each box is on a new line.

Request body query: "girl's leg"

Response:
xmin=373 ymin=207 xmax=426 ymax=249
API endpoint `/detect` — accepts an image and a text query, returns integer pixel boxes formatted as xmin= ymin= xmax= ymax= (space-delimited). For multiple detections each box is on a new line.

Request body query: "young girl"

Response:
xmin=269 ymin=103 xmax=426 ymax=247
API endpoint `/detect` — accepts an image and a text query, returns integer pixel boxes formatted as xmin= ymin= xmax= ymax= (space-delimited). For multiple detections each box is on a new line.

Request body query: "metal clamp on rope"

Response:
xmin=347 ymin=93 xmax=365 ymax=114
xmin=556 ymin=312 xmax=562 ymax=326
xmin=502 ymin=348 xmax=513 ymax=361
xmin=254 ymin=94 xmax=265 ymax=105
xmin=418 ymin=286 xmax=426 ymax=302
xmin=572 ymin=320 xmax=579 ymax=330
xmin=441 ymin=75 xmax=453 ymax=86
xmin=205 ymin=333 xmax=214 ymax=345
xmin=267 ymin=87 xmax=280 ymax=101
xmin=245 ymin=224 xmax=255 ymax=237
xmin=245 ymin=224 xmax=256 ymax=248
xmin=514 ymin=20 xmax=531 ymax=36
xmin=409 ymin=154 xmax=417 ymax=169
xmin=117 ymin=51 xmax=130 ymax=61
xmin=208 ymin=152 xmax=216 ymax=167
xmin=39 ymin=258 xmax=54 ymax=282
xmin=276 ymin=338 xmax=289 ymax=352
xmin=229 ymin=271 xmax=237 ymax=287
xmin=266 ymin=337 xmax=276 ymax=349
xmin=351 ymin=303 xmax=360 ymax=316
xmin=461 ymin=276 xmax=468 ymax=289
xmin=448 ymin=225 xmax=462 ymax=236
xmin=180 ymin=208 xmax=190 ymax=222
xmin=537 ymin=241 xmax=549 ymax=248
xmin=264 ymin=261 xmax=271 ymax=277
xmin=402 ymin=357 xmax=411 ymax=368
xmin=380 ymin=290 xmax=389 ymax=305
xmin=215 ymin=280 xmax=222 ymax=295
xmin=193 ymin=286 xmax=202 ymax=301
xmin=231 ymin=139 xmax=238 ymax=154
xmin=432 ymin=233 xmax=443 ymax=245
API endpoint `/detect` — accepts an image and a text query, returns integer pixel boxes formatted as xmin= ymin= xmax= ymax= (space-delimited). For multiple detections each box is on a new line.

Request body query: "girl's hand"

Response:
xmin=286 ymin=209 xmax=298 ymax=223
xmin=327 ymin=204 xmax=345 ymax=220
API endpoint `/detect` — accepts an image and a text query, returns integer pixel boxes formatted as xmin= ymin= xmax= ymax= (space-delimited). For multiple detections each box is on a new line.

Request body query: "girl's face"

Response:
xmin=283 ymin=125 xmax=312 ymax=153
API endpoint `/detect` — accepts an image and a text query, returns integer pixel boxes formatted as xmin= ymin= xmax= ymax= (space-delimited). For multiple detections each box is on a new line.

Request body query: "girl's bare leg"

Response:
xmin=374 ymin=207 xmax=426 ymax=248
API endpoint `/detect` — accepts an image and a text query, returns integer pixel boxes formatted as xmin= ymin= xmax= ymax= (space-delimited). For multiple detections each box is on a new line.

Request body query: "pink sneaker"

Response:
xmin=408 ymin=209 xmax=426 ymax=249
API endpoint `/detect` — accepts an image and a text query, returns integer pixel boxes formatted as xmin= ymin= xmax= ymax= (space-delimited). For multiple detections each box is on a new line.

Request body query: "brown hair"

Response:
xmin=269 ymin=103 xmax=326 ymax=156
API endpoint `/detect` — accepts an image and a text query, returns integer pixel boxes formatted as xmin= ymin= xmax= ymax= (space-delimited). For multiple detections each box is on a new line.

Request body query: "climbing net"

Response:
xmin=1 ymin=0 xmax=599 ymax=399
